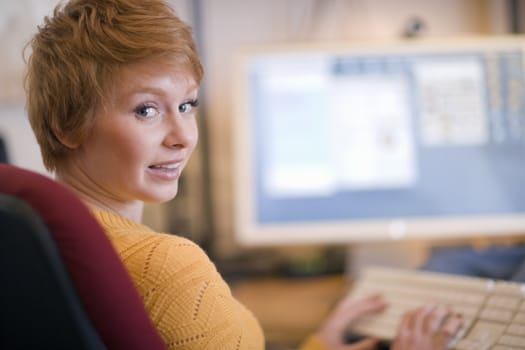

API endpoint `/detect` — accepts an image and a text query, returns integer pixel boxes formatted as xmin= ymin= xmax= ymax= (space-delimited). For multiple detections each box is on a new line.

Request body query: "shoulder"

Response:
xmin=92 ymin=209 xmax=219 ymax=288
xmin=93 ymin=210 xmax=265 ymax=348
xmin=140 ymin=232 xmax=218 ymax=280
xmin=93 ymin=209 xmax=211 ymax=266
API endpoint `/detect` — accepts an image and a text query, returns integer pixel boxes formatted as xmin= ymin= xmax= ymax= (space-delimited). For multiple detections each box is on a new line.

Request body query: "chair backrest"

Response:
xmin=0 ymin=164 xmax=166 ymax=350
xmin=0 ymin=134 xmax=8 ymax=163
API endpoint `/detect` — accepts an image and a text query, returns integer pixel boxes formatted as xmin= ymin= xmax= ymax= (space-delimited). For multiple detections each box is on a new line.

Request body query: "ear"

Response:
xmin=52 ymin=127 xmax=81 ymax=150
xmin=51 ymin=107 xmax=95 ymax=150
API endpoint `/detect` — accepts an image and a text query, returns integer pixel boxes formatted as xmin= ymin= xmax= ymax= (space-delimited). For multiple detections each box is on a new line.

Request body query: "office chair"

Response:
xmin=0 ymin=134 xmax=8 ymax=163
xmin=0 ymin=164 xmax=166 ymax=350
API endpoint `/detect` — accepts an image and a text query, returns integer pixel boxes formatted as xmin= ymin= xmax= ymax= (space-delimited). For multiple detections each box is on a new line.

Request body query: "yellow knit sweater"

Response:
xmin=92 ymin=210 xmax=326 ymax=350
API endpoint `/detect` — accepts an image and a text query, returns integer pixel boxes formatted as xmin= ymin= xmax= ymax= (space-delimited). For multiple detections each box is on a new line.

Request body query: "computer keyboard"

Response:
xmin=347 ymin=266 xmax=525 ymax=349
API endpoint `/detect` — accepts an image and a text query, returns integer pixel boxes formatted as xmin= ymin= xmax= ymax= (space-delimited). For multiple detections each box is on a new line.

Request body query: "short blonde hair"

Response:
xmin=25 ymin=0 xmax=204 ymax=172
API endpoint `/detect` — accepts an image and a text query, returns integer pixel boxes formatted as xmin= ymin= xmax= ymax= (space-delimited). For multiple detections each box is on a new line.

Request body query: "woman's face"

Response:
xmin=72 ymin=60 xmax=199 ymax=205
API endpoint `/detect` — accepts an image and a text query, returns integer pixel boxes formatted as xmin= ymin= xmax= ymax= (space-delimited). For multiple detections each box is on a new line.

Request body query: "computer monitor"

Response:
xmin=232 ymin=35 xmax=525 ymax=246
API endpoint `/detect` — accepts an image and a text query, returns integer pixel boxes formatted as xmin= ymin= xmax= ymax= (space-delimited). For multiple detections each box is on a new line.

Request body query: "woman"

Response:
xmin=24 ymin=0 xmax=462 ymax=349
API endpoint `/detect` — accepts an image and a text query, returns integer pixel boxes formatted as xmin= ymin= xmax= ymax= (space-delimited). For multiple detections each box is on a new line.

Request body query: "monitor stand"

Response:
xmin=345 ymin=241 xmax=431 ymax=279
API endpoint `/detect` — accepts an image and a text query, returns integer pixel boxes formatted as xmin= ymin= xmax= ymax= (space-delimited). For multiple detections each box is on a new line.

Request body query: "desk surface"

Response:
xmin=231 ymin=275 xmax=349 ymax=347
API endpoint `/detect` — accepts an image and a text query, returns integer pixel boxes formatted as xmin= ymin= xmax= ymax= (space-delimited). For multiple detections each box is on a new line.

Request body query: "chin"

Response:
xmin=159 ymin=195 xmax=177 ymax=203
xmin=140 ymin=189 xmax=178 ymax=204
xmin=150 ymin=192 xmax=178 ymax=203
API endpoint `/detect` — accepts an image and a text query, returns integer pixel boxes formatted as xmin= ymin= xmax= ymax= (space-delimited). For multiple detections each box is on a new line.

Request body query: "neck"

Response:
xmin=56 ymin=170 xmax=144 ymax=223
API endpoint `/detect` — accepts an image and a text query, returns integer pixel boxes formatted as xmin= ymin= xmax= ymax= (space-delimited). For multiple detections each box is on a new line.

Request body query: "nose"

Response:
xmin=163 ymin=112 xmax=198 ymax=149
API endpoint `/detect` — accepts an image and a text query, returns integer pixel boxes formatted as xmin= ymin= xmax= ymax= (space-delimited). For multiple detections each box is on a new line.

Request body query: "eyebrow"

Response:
xmin=126 ymin=85 xmax=199 ymax=97
xmin=115 ymin=84 xmax=199 ymax=108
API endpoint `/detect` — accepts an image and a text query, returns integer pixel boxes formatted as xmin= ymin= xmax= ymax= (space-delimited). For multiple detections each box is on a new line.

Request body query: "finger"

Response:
xmin=341 ymin=337 xmax=381 ymax=350
xmin=426 ymin=303 xmax=450 ymax=333
xmin=400 ymin=308 xmax=417 ymax=332
xmin=431 ymin=312 xmax=463 ymax=349
xmin=416 ymin=303 xmax=438 ymax=334
xmin=343 ymin=294 xmax=388 ymax=315
xmin=318 ymin=294 xmax=387 ymax=345
xmin=434 ymin=328 xmax=454 ymax=349
xmin=338 ymin=294 xmax=388 ymax=325
xmin=394 ymin=309 xmax=416 ymax=346
xmin=442 ymin=313 xmax=464 ymax=337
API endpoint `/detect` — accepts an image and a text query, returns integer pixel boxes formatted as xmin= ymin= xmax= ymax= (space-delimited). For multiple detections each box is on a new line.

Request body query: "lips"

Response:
xmin=147 ymin=161 xmax=183 ymax=181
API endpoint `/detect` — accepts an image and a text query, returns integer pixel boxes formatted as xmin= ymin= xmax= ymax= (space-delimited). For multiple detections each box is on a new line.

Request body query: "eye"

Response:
xmin=134 ymin=104 xmax=158 ymax=119
xmin=179 ymin=99 xmax=199 ymax=113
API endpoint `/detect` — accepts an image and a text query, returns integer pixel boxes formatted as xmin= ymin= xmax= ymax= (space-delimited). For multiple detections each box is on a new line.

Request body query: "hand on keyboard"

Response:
xmin=317 ymin=292 xmax=464 ymax=350
xmin=346 ymin=266 xmax=525 ymax=350
xmin=316 ymin=294 xmax=387 ymax=349
xmin=391 ymin=303 xmax=464 ymax=350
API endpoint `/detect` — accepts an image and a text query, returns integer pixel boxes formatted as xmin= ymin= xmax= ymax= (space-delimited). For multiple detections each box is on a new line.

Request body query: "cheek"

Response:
xmin=190 ymin=122 xmax=199 ymax=150
xmin=104 ymin=126 xmax=151 ymax=166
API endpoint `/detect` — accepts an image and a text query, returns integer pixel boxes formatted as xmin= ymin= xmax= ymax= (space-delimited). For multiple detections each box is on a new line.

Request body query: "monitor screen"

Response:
xmin=232 ymin=36 xmax=525 ymax=246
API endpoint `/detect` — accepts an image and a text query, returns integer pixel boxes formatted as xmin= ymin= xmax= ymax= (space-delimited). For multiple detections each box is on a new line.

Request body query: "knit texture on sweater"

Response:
xmin=92 ymin=210 xmax=265 ymax=350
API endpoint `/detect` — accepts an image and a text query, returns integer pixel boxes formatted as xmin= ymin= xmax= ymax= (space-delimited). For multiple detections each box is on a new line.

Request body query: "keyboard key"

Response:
xmin=454 ymin=338 xmax=483 ymax=350
xmin=506 ymin=323 xmax=525 ymax=335
xmin=497 ymin=334 xmax=525 ymax=348
xmin=493 ymin=281 xmax=525 ymax=297
xmin=461 ymin=320 xmax=506 ymax=347
xmin=486 ymin=296 xmax=521 ymax=310
xmin=513 ymin=312 xmax=525 ymax=324
xmin=479 ymin=308 xmax=514 ymax=323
